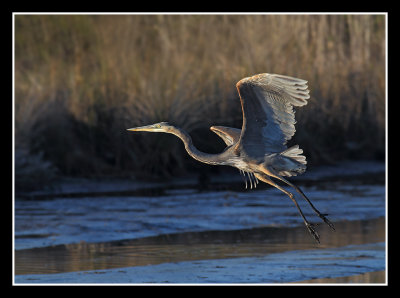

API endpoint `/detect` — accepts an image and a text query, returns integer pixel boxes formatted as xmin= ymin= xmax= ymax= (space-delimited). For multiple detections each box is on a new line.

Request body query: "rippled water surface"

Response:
xmin=14 ymin=161 xmax=386 ymax=284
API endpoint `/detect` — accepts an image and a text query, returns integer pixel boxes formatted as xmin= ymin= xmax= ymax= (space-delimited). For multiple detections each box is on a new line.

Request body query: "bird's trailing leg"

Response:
xmin=267 ymin=173 xmax=335 ymax=231
xmin=255 ymin=173 xmax=320 ymax=243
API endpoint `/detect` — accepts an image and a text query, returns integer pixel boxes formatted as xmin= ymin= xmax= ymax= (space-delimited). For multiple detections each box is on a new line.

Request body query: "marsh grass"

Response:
xmin=14 ymin=14 xmax=385 ymax=188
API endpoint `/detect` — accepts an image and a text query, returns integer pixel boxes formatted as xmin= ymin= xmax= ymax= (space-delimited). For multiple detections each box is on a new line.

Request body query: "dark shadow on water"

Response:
xmin=15 ymin=217 xmax=385 ymax=275
xmin=16 ymin=160 xmax=385 ymax=201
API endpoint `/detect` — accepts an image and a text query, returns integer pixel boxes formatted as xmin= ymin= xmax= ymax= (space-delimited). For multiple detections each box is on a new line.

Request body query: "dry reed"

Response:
xmin=14 ymin=14 xmax=386 ymax=188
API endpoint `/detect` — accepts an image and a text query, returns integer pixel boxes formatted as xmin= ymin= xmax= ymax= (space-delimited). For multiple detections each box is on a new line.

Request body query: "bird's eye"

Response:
xmin=155 ymin=124 xmax=161 ymax=128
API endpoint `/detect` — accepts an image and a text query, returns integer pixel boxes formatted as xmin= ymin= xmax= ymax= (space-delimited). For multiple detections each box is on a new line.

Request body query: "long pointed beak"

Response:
xmin=127 ymin=125 xmax=151 ymax=132
xmin=127 ymin=127 xmax=139 ymax=132
xmin=127 ymin=124 xmax=158 ymax=132
xmin=209 ymin=126 xmax=220 ymax=133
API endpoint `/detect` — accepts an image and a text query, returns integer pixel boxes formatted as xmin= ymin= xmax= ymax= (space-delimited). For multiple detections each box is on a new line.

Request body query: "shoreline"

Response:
xmin=16 ymin=159 xmax=385 ymax=200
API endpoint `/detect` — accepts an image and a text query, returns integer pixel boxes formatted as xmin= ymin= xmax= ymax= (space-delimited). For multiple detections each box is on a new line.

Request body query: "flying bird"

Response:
xmin=127 ymin=73 xmax=335 ymax=243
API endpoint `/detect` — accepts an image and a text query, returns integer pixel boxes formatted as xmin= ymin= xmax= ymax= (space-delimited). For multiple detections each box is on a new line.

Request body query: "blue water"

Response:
xmin=14 ymin=242 xmax=385 ymax=284
xmin=14 ymin=161 xmax=386 ymax=284
xmin=15 ymin=182 xmax=385 ymax=250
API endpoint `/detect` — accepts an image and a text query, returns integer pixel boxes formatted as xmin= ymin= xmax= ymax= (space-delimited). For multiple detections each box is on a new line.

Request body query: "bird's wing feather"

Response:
xmin=235 ymin=73 xmax=309 ymax=158
xmin=210 ymin=126 xmax=241 ymax=146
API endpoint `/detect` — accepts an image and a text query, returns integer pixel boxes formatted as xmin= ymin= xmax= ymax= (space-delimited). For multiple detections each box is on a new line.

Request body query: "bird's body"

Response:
xmin=128 ymin=73 xmax=334 ymax=243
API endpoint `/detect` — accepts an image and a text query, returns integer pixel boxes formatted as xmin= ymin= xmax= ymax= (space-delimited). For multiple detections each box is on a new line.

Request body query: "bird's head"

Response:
xmin=127 ymin=122 xmax=174 ymax=133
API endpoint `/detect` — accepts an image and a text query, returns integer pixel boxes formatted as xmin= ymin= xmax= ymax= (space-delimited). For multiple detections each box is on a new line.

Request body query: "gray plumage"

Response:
xmin=127 ymin=73 xmax=334 ymax=243
xmin=235 ymin=74 xmax=309 ymax=156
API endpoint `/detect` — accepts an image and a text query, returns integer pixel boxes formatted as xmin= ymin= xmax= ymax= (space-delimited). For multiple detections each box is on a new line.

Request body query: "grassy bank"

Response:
xmin=14 ymin=14 xmax=386 ymax=190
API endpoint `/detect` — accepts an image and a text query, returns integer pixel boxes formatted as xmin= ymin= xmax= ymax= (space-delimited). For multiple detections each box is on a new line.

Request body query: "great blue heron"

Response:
xmin=127 ymin=73 xmax=334 ymax=243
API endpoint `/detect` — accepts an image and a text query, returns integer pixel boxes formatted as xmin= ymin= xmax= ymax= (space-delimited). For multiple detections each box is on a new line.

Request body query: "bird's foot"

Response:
xmin=306 ymin=223 xmax=320 ymax=244
xmin=318 ymin=213 xmax=335 ymax=231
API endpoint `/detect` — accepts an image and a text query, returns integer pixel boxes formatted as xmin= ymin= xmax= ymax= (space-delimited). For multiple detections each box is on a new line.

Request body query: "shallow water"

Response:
xmin=15 ymin=241 xmax=385 ymax=284
xmin=14 ymin=180 xmax=385 ymax=250
xmin=14 ymin=161 xmax=386 ymax=284
xmin=15 ymin=217 xmax=385 ymax=276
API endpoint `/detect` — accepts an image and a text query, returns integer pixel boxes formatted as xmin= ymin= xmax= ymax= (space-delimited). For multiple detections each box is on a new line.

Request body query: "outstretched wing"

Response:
xmin=235 ymin=73 xmax=309 ymax=158
xmin=210 ymin=126 xmax=241 ymax=146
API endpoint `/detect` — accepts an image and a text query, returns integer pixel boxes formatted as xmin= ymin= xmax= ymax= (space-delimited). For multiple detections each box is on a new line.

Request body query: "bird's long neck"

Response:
xmin=168 ymin=126 xmax=224 ymax=165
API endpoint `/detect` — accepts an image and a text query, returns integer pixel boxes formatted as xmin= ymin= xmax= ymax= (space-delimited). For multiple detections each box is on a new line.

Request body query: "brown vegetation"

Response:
xmin=14 ymin=14 xmax=386 ymax=189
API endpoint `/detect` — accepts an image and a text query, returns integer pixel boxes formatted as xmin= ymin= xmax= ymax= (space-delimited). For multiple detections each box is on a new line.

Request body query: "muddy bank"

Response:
xmin=16 ymin=160 xmax=385 ymax=200
xmin=296 ymin=270 xmax=385 ymax=284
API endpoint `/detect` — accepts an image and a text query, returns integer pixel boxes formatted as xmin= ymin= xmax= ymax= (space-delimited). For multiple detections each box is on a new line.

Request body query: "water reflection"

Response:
xmin=15 ymin=217 xmax=384 ymax=275
xmin=297 ymin=270 xmax=385 ymax=284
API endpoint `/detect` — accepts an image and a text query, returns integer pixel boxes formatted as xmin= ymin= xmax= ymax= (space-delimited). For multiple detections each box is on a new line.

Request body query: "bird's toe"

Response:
xmin=306 ymin=223 xmax=320 ymax=244
xmin=319 ymin=214 xmax=335 ymax=231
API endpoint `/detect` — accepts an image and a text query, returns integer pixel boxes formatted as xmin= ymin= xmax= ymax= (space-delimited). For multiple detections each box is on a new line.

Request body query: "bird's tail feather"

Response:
xmin=277 ymin=145 xmax=307 ymax=177
xmin=280 ymin=145 xmax=307 ymax=165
